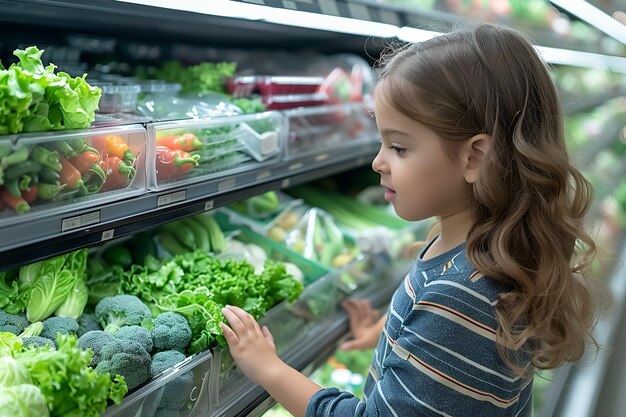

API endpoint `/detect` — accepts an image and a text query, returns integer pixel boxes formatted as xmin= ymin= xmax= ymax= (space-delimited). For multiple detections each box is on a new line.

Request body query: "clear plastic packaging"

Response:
xmin=285 ymin=102 xmax=375 ymax=158
xmin=0 ymin=124 xmax=146 ymax=225
xmin=148 ymin=112 xmax=283 ymax=190
xmin=137 ymin=93 xmax=241 ymax=121
xmin=91 ymin=81 xmax=141 ymax=113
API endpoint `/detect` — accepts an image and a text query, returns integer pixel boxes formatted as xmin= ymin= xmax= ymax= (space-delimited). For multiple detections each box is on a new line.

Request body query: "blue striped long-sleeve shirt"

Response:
xmin=305 ymin=241 xmax=533 ymax=417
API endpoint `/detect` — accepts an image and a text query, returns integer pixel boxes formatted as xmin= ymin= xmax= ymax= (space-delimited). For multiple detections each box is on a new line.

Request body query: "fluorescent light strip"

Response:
xmin=114 ymin=0 xmax=626 ymax=73
xmin=549 ymin=0 xmax=626 ymax=44
xmin=535 ymin=45 xmax=626 ymax=73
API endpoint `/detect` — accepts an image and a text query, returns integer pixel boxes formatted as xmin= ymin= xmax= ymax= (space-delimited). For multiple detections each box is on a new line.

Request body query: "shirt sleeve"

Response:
xmin=305 ymin=289 xmax=532 ymax=417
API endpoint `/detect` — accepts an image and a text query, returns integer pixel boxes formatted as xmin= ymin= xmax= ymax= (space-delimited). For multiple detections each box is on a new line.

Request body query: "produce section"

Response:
xmin=0 ymin=1 xmax=624 ymax=417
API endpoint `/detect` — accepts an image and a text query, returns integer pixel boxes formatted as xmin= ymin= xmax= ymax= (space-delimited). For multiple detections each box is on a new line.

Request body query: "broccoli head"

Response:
xmin=95 ymin=295 xmax=151 ymax=334
xmin=95 ymin=339 xmax=151 ymax=390
xmin=0 ymin=309 xmax=25 ymax=334
xmin=40 ymin=316 xmax=79 ymax=340
xmin=22 ymin=336 xmax=56 ymax=349
xmin=151 ymin=350 xmax=193 ymax=411
xmin=77 ymin=313 xmax=101 ymax=336
xmin=115 ymin=325 xmax=153 ymax=353
xmin=77 ymin=330 xmax=116 ymax=367
xmin=152 ymin=312 xmax=192 ymax=353
xmin=16 ymin=313 xmax=29 ymax=331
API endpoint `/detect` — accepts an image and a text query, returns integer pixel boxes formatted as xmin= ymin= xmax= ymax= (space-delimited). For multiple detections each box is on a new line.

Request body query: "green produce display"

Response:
xmin=152 ymin=60 xmax=237 ymax=95
xmin=157 ymin=214 xmax=226 ymax=255
xmin=0 ymin=46 xmax=101 ymax=135
xmin=0 ymin=332 xmax=127 ymax=417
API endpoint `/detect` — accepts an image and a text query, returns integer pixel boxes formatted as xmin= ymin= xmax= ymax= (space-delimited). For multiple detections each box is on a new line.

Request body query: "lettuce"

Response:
xmin=0 ymin=46 xmax=100 ymax=135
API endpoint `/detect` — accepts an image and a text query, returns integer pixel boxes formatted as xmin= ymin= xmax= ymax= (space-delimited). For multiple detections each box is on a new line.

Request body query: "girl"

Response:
xmin=220 ymin=24 xmax=597 ymax=417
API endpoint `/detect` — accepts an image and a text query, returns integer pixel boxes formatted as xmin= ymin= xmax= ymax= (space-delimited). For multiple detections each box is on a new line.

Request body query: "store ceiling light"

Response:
xmin=549 ymin=0 xmax=626 ymax=45
xmin=535 ymin=45 xmax=626 ymax=73
xmin=397 ymin=27 xmax=443 ymax=43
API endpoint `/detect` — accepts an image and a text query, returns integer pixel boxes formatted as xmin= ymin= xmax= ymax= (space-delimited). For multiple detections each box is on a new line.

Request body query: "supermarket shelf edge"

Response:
xmin=0 ymin=143 xmax=379 ymax=271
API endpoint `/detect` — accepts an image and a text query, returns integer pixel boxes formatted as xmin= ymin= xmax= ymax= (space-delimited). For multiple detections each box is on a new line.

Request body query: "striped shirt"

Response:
xmin=306 ymin=240 xmax=533 ymax=417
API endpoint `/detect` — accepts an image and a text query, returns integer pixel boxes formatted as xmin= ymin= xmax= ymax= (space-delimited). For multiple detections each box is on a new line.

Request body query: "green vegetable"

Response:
xmin=95 ymin=294 xmax=152 ymax=334
xmin=156 ymin=287 xmax=224 ymax=354
xmin=0 ymin=309 xmax=26 ymax=334
xmin=31 ymin=147 xmax=61 ymax=172
xmin=0 ymin=46 xmax=101 ymax=135
xmin=53 ymin=276 xmax=87 ymax=318
xmin=14 ymin=334 xmax=127 ymax=417
xmin=18 ymin=322 xmax=43 ymax=338
xmin=77 ymin=330 xmax=116 ymax=367
xmin=25 ymin=257 xmax=75 ymax=322
xmin=38 ymin=168 xmax=60 ymax=185
xmin=115 ymin=325 xmax=153 ymax=353
xmin=182 ymin=218 xmax=210 ymax=253
xmin=0 ymin=384 xmax=50 ymax=417
xmin=161 ymin=221 xmax=196 ymax=250
xmin=21 ymin=336 xmax=55 ymax=350
xmin=151 ymin=350 xmax=193 ymax=412
xmin=1 ymin=147 xmax=29 ymax=170
xmin=153 ymin=60 xmax=237 ymax=94
xmin=102 ymin=245 xmax=133 ymax=269
xmin=151 ymin=312 xmax=192 ymax=352
xmin=159 ymin=231 xmax=189 ymax=256
xmin=0 ymin=272 xmax=20 ymax=312
xmin=94 ymin=339 xmax=151 ymax=390
xmin=77 ymin=314 xmax=101 ymax=337
xmin=39 ymin=316 xmax=78 ymax=340
xmin=0 ymin=355 xmax=31 ymax=385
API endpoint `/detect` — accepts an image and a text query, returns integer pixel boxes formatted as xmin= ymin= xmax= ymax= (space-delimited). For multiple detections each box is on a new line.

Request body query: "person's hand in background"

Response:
xmin=340 ymin=299 xmax=386 ymax=351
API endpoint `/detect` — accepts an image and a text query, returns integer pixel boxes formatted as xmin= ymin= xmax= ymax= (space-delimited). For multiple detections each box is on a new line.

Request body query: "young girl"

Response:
xmin=220 ymin=23 xmax=597 ymax=417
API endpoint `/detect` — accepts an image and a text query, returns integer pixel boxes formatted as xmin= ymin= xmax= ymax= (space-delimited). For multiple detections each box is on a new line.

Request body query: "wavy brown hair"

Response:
xmin=379 ymin=24 xmax=598 ymax=376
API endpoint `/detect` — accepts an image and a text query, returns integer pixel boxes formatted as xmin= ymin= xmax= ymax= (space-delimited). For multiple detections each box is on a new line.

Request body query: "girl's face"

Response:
xmin=371 ymin=83 xmax=469 ymax=221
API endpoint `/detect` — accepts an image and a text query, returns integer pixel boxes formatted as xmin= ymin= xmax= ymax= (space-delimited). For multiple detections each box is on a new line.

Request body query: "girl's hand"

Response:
xmin=220 ymin=305 xmax=282 ymax=385
xmin=340 ymin=299 xmax=384 ymax=351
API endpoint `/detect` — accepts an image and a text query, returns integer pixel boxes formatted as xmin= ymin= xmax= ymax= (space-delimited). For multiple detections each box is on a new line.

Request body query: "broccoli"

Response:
xmin=78 ymin=330 xmax=116 ymax=367
xmin=16 ymin=313 xmax=29 ymax=330
xmin=151 ymin=350 xmax=193 ymax=411
xmin=40 ymin=316 xmax=79 ymax=340
xmin=95 ymin=339 xmax=151 ymax=390
xmin=95 ymin=295 xmax=152 ymax=334
xmin=115 ymin=325 xmax=153 ymax=353
xmin=152 ymin=312 xmax=192 ymax=353
xmin=0 ymin=309 xmax=25 ymax=334
xmin=22 ymin=336 xmax=56 ymax=349
xmin=77 ymin=313 xmax=101 ymax=336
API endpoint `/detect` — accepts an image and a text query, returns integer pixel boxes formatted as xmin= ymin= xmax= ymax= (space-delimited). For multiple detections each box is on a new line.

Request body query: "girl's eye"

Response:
xmin=388 ymin=145 xmax=406 ymax=156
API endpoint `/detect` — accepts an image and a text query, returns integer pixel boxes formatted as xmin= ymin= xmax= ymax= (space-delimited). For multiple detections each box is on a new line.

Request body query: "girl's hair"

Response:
xmin=379 ymin=24 xmax=598 ymax=376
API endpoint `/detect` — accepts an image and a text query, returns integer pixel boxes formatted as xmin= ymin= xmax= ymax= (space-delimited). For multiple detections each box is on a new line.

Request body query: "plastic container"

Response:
xmin=137 ymin=80 xmax=182 ymax=99
xmin=103 ymin=350 xmax=214 ymax=417
xmin=0 ymin=124 xmax=147 ymax=225
xmin=148 ymin=112 xmax=283 ymax=190
xmin=228 ymin=76 xmax=328 ymax=110
xmin=92 ymin=82 xmax=141 ymax=113
xmin=284 ymin=102 xmax=376 ymax=159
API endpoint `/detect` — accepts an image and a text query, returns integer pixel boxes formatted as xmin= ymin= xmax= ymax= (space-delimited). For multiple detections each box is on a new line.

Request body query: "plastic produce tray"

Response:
xmin=0 ymin=124 xmax=147 ymax=226
xmin=103 ymin=350 xmax=214 ymax=417
xmin=284 ymin=102 xmax=376 ymax=159
xmin=147 ymin=112 xmax=283 ymax=190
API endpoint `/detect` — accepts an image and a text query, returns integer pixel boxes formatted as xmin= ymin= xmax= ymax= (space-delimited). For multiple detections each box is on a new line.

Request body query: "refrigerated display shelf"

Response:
xmin=0 ymin=142 xmax=379 ymax=271
xmin=550 ymin=235 xmax=626 ymax=417
xmin=562 ymin=88 xmax=626 ymax=115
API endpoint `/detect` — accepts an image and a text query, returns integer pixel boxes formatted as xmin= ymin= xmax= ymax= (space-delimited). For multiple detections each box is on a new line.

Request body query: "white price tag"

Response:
xmin=157 ymin=190 xmax=187 ymax=207
xmin=101 ymin=229 xmax=115 ymax=241
xmin=281 ymin=178 xmax=291 ymax=188
xmin=256 ymin=170 xmax=271 ymax=181
xmin=315 ymin=153 xmax=329 ymax=162
xmin=61 ymin=211 xmax=101 ymax=232
xmin=204 ymin=200 xmax=214 ymax=211
xmin=289 ymin=162 xmax=303 ymax=171
xmin=218 ymin=178 xmax=237 ymax=192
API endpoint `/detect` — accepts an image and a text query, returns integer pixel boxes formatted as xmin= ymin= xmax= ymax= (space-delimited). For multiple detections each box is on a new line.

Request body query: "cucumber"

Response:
xmin=161 ymin=221 xmax=196 ymax=250
xmin=194 ymin=214 xmax=225 ymax=253
xmin=159 ymin=231 xmax=188 ymax=256
xmin=183 ymin=217 xmax=211 ymax=253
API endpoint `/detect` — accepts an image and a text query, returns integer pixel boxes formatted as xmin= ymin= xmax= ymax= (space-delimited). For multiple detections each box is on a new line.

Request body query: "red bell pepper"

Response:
xmin=99 ymin=156 xmax=136 ymax=192
xmin=156 ymin=146 xmax=200 ymax=181
xmin=156 ymin=133 xmax=202 ymax=152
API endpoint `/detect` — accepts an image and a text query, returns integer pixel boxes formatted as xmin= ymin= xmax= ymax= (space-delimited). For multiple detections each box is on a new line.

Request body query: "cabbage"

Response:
xmin=0 ymin=384 xmax=50 ymax=417
xmin=0 ymin=356 xmax=31 ymax=385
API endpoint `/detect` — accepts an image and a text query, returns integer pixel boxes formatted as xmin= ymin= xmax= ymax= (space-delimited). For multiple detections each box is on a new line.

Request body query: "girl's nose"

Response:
xmin=372 ymin=148 xmax=386 ymax=174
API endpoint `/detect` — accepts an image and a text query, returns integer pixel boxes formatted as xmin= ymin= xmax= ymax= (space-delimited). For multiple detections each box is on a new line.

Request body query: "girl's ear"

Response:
xmin=462 ymin=134 xmax=492 ymax=183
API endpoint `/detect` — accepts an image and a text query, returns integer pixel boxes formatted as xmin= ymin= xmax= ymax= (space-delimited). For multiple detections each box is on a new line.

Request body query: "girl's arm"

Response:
xmin=221 ymin=305 xmax=322 ymax=417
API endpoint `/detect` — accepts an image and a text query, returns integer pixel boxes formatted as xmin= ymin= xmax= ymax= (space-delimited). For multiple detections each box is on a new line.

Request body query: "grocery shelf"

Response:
xmin=550 ymin=235 xmax=626 ymax=417
xmin=0 ymin=142 xmax=379 ymax=271
xmin=562 ymin=88 xmax=626 ymax=115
